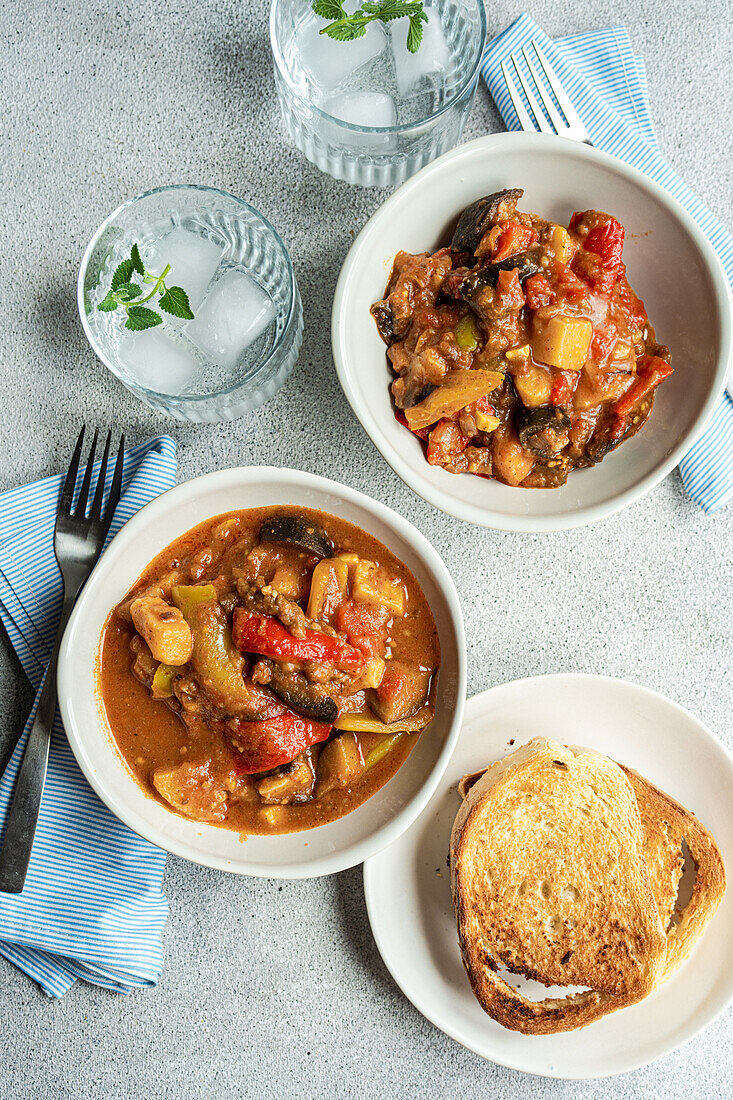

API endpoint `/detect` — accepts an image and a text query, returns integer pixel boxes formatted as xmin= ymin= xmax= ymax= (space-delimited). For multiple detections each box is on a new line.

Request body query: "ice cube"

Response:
xmin=322 ymin=91 xmax=397 ymax=129
xmin=118 ymin=327 xmax=200 ymax=395
xmin=143 ymin=227 xmax=224 ymax=310
xmin=186 ymin=270 xmax=275 ymax=370
xmin=390 ymin=11 xmax=450 ymax=97
xmin=297 ymin=9 xmax=387 ymax=93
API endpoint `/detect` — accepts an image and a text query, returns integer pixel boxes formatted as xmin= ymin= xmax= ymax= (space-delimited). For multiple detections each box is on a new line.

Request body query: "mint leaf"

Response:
xmin=130 ymin=243 xmax=145 ymax=277
xmin=159 ymin=285 xmax=194 ymax=320
xmin=406 ymin=13 xmax=423 ymax=52
xmin=312 ymin=0 xmax=344 ymax=18
xmin=111 ymin=258 xmax=134 ymax=291
xmin=125 ymin=306 xmax=162 ymax=331
xmin=312 ymin=1 xmax=425 ymax=50
xmin=323 ymin=21 xmax=366 ymax=40
xmin=97 ymin=291 xmax=118 ymax=312
xmin=115 ymin=281 xmax=142 ymax=302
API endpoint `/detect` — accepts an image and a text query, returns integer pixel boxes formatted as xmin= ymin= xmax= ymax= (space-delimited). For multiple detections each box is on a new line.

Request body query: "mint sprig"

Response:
xmin=97 ymin=243 xmax=194 ymax=331
xmin=312 ymin=0 xmax=427 ymax=52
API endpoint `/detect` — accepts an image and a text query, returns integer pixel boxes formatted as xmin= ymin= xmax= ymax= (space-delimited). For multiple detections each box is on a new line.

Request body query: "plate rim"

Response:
xmin=363 ymin=672 xmax=733 ymax=1079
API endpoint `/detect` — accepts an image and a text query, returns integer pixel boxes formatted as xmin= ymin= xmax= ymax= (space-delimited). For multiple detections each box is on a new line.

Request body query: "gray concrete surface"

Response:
xmin=1 ymin=0 xmax=732 ymax=1096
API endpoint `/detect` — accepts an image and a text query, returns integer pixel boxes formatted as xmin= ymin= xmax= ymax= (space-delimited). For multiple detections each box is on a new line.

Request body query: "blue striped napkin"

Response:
xmin=481 ymin=14 xmax=733 ymax=513
xmin=0 ymin=435 xmax=177 ymax=997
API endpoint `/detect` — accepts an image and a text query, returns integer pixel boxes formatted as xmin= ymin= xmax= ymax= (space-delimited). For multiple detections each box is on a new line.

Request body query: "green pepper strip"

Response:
xmin=364 ymin=733 xmax=404 ymax=771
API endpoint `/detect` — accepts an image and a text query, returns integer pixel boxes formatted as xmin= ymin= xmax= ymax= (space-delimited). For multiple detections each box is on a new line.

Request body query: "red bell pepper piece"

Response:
xmin=492 ymin=222 xmax=539 ymax=263
xmin=612 ymin=356 xmax=674 ymax=420
xmin=524 ymin=273 xmax=554 ymax=310
xmin=232 ymin=611 xmax=364 ymax=673
xmin=227 ymin=713 xmax=333 ymax=774
xmin=395 ymin=408 xmax=430 ymax=441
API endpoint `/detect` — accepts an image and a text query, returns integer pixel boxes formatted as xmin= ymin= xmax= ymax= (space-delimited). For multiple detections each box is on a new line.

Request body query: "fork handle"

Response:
xmin=0 ymin=597 xmax=76 ymax=893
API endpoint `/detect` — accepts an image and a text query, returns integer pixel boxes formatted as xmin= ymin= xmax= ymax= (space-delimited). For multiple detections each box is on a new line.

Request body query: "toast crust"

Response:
xmin=620 ymin=765 xmax=726 ymax=981
xmin=450 ymin=739 xmax=667 ymax=1035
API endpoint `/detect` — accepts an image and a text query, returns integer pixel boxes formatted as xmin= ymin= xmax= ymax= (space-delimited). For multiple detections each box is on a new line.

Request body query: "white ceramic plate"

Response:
xmin=333 ymin=133 xmax=732 ymax=531
xmin=364 ymin=674 xmax=733 ymax=1078
xmin=57 ymin=467 xmax=465 ymax=878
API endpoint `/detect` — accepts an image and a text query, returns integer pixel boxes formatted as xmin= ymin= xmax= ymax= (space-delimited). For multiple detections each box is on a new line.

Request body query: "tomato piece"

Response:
xmin=572 ymin=217 xmax=625 ymax=294
xmin=549 ymin=370 xmax=576 ymax=405
xmin=492 ymin=222 xmax=539 ymax=263
xmin=426 ymin=418 xmax=470 ymax=465
xmin=334 ymin=599 xmax=389 ymax=659
xmin=551 ymin=262 xmax=588 ymax=302
xmin=615 ymin=268 xmax=649 ymax=330
xmin=524 ymin=273 xmax=554 ymax=310
xmin=232 ymin=611 xmax=364 ymax=673
xmin=591 ymin=327 xmax=615 ymax=362
xmin=585 ymin=219 xmax=624 ymax=268
xmin=226 ymin=713 xmax=333 ymax=774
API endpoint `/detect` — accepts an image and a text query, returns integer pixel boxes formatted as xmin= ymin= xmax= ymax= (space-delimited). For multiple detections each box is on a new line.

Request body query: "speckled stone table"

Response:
xmin=2 ymin=1 xmax=732 ymax=1095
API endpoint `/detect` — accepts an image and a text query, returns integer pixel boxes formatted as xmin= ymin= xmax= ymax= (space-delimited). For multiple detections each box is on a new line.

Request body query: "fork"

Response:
xmin=501 ymin=40 xmax=592 ymax=145
xmin=0 ymin=426 xmax=124 ymax=894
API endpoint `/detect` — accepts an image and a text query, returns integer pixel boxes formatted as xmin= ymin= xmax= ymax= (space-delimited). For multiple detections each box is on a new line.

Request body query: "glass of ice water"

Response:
xmin=270 ymin=0 xmax=486 ymax=187
xmin=78 ymin=185 xmax=303 ymax=422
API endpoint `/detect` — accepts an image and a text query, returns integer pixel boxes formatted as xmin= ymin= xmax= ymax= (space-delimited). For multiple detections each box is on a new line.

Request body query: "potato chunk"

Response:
xmin=369 ymin=661 xmax=431 ymax=724
xmin=130 ymin=596 xmax=193 ymax=665
xmin=352 ymin=560 xmax=405 ymax=616
xmin=314 ymin=733 xmax=364 ymax=797
xmin=531 ymin=314 xmax=592 ymax=371
xmin=152 ymin=760 xmax=228 ymax=822
xmin=256 ymin=755 xmax=315 ymax=805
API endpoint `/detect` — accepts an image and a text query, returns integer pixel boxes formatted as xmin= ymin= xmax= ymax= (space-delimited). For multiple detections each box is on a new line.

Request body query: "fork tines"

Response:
xmin=501 ymin=40 xmax=591 ymax=144
xmin=58 ymin=425 xmax=125 ymax=531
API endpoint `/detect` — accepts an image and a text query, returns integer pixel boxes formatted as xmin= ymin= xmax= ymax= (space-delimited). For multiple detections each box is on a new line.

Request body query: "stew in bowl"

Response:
xmin=100 ymin=505 xmax=440 ymax=835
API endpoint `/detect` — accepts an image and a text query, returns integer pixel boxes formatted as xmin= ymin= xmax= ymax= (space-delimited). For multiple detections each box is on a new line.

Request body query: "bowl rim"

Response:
xmin=57 ymin=465 xmax=467 ymax=878
xmin=77 ymin=183 xmax=299 ymax=404
xmin=331 ymin=131 xmax=733 ymax=532
xmin=268 ymin=0 xmax=487 ymax=135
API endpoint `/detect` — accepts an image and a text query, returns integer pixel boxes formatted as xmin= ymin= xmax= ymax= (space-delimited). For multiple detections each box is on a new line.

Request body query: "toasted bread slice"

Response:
xmin=620 ymin=765 xmax=726 ymax=981
xmin=450 ymin=739 xmax=667 ymax=1034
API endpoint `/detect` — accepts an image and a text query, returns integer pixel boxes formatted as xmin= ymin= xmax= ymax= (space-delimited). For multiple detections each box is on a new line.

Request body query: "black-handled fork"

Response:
xmin=0 ymin=426 xmax=124 ymax=894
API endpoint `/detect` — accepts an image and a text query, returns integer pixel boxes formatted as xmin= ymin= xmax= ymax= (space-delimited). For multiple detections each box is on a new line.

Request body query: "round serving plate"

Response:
xmin=364 ymin=674 xmax=733 ymax=1078
xmin=57 ymin=466 xmax=466 ymax=878
xmin=332 ymin=132 xmax=732 ymax=531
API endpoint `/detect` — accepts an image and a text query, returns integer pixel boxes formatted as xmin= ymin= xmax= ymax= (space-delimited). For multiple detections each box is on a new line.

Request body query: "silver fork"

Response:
xmin=0 ymin=426 xmax=124 ymax=894
xmin=501 ymin=40 xmax=592 ymax=145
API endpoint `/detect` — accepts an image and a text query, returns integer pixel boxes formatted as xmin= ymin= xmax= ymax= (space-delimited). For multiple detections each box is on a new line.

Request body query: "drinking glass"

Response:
xmin=270 ymin=0 xmax=487 ymax=187
xmin=78 ymin=185 xmax=303 ymax=422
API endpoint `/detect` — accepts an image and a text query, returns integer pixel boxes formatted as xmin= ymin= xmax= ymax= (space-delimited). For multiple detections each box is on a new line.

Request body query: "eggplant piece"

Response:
xmin=265 ymin=662 xmax=339 ymax=723
xmin=451 ymin=188 xmax=524 ymax=254
xmin=459 ymin=255 xmax=541 ymax=304
xmin=371 ymin=300 xmax=395 ymax=345
xmin=515 ymin=405 xmax=572 ymax=457
xmin=259 ymin=514 xmax=333 ymax=560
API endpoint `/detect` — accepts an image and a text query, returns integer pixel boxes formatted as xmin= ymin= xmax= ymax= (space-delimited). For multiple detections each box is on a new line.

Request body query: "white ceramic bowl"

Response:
xmin=332 ymin=132 xmax=733 ymax=531
xmin=57 ymin=467 xmax=465 ymax=878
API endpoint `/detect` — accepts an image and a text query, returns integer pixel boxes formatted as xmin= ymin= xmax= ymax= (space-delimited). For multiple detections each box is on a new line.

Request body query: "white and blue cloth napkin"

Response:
xmin=481 ymin=14 xmax=733 ymax=513
xmin=0 ymin=435 xmax=177 ymax=997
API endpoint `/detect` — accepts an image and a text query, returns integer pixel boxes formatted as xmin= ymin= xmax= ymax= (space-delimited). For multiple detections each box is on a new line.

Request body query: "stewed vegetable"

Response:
xmin=100 ymin=506 xmax=440 ymax=835
xmin=372 ymin=188 xmax=672 ymax=488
